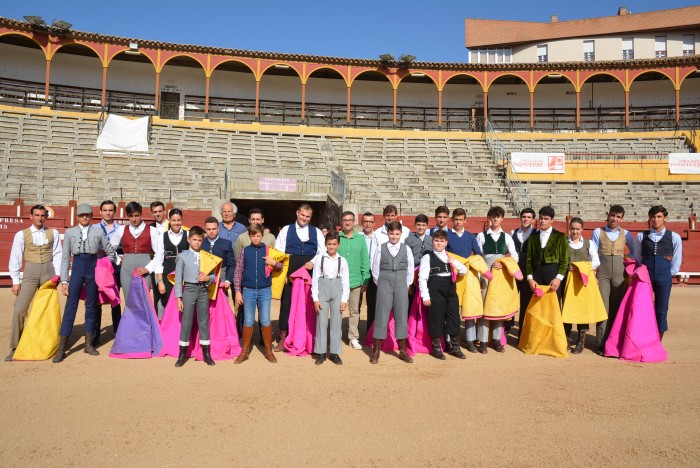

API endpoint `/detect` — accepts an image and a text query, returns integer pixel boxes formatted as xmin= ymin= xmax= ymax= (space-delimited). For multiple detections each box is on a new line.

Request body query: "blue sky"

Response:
xmin=3 ymin=1 xmax=699 ymax=62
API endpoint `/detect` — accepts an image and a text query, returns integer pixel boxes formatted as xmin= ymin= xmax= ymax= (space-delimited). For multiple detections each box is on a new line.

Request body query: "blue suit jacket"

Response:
xmin=202 ymin=237 xmax=235 ymax=284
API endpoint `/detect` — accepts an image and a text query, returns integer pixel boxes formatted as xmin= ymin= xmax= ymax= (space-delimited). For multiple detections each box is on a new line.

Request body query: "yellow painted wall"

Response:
xmin=512 ymin=160 xmax=700 ymax=181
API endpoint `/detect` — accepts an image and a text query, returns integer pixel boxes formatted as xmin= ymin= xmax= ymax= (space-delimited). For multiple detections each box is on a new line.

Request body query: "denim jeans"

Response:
xmin=242 ymin=287 xmax=272 ymax=327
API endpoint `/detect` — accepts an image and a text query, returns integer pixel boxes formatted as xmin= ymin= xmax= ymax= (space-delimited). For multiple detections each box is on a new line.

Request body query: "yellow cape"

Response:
xmin=14 ymin=278 xmax=61 ymax=360
xmin=483 ymin=256 xmax=521 ymax=319
xmin=449 ymin=253 xmax=489 ymax=319
xmin=267 ymin=247 xmax=290 ymax=300
xmin=518 ymin=285 xmax=568 ymax=358
xmin=167 ymin=250 xmax=222 ymax=300
xmin=561 ymin=261 xmax=608 ymax=325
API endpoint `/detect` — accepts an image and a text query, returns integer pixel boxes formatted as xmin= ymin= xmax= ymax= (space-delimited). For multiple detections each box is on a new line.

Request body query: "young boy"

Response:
xmin=312 ymin=232 xmax=350 ymax=365
xmin=446 ymin=207 xmax=483 ymax=352
xmin=370 ymin=221 xmax=414 ymax=364
xmin=510 ymin=207 xmax=536 ymax=335
xmin=476 ymin=206 xmax=519 ymax=353
xmin=405 ymin=214 xmax=433 ymax=264
xmin=591 ymin=205 xmax=637 ymax=353
xmin=525 ymin=206 xmax=569 ymax=303
xmin=233 ymin=224 xmax=283 ymax=364
xmin=429 ymin=206 xmax=450 ymax=235
xmin=174 ymin=226 xmax=216 ymax=367
xmin=419 ymin=230 xmax=467 ymax=360
xmin=634 ymin=205 xmax=682 ymax=341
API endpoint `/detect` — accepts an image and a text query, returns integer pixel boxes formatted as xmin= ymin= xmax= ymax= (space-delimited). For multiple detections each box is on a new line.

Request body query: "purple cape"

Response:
xmin=110 ymin=273 xmax=163 ymax=359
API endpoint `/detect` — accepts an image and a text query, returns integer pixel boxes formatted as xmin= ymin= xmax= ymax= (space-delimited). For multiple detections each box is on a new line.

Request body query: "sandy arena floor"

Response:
xmin=0 ymin=286 xmax=699 ymax=467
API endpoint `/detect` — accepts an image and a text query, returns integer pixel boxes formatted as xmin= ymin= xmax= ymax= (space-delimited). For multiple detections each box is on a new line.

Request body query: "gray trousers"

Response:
xmin=180 ymin=283 xmax=210 ymax=346
xmin=597 ymin=255 xmax=626 ymax=346
xmin=10 ymin=262 xmax=55 ymax=349
xmin=314 ymin=277 xmax=343 ymax=355
xmin=373 ymin=270 xmax=408 ymax=340
xmin=120 ymin=253 xmax=152 ymax=306
xmin=346 ymin=286 xmax=363 ymax=342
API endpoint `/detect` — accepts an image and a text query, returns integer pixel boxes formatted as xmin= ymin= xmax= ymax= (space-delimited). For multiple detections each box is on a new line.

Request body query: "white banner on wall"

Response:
xmin=668 ymin=153 xmax=700 ymax=174
xmin=96 ymin=114 xmax=149 ymax=152
xmin=510 ymin=152 xmax=565 ymax=174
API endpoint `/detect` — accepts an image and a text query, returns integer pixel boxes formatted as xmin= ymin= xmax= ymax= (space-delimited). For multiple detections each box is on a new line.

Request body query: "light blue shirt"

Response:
xmin=635 ymin=228 xmax=683 ymax=276
xmin=591 ymin=226 xmax=637 ymax=259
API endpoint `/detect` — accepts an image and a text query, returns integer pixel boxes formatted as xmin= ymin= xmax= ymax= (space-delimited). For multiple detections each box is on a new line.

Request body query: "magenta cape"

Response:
xmin=406 ymin=286 xmax=444 ymax=355
xmin=284 ymin=267 xmax=316 ymax=357
xmin=109 ymin=272 xmax=163 ymax=359
xmin=158 ymin=286 xmax=242 ymax=361
xmin=80 ymin=257 xmax=121 ymax=307
xmin=604 ymin=262 xmax=668 ymax=363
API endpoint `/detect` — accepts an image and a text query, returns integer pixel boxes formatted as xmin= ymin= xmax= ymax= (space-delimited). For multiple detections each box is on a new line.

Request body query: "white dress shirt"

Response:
xmin=476 ymin=228 xmax=519 ymax=263
xmin=370 ymin=241 xmax=414 ymax=287
xmin=111 ymin=222 xmax=165 ymax=274
xmin=510 ymin=226 xmax=533 ymax=246
xmin=369 ymin=224 xmax=411 ymax=260
xmin=97 ymin=220 xmax=123 ymax=248
xmin=153 ymin=220 xmax=169 ymax=236
xmin=167 ymin=229 xmax=187 ymax=247
xmin=568 ymin=237 xmax=601 ymax=270
xmin=418 ymin=250 xmax=466 ymax=300
xmin=526 ymin=227 xmax=564 ymax=281
xmin=276 ymin=222 xmax=326 ymax=255
xmin=9 ymin=225 xmax=63 ymax=284
xmin=311 ymin=253 xmax=350 ymax=303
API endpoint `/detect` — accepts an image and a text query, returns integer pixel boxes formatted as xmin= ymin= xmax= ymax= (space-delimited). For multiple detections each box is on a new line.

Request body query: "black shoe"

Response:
xmin=4 ymin=349 xmax=15 ymax=362
xmin=201 ymin=345 xmax=215 ymax=366
xmin=478 ymin=342 xmax=488 ymax=354
xmin=430 ymin=338 xmax=446 ymax=360
xmin=449 ymin=337 xmax=467 ymax=359
xmin=329 ymin=354 xmax=343 ymax=365
xmin=315 ymin=353 xmax=326 ymax=365
xmin=465 ymin=341 xmax=478 ymax=353
xmin=175 ymin=346 xmax=189 ymax=367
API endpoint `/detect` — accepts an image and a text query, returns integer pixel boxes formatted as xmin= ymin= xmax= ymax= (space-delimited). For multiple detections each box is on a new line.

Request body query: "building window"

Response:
xmin=683 ymin=34 xmax=695 ymax=56
xmin=622 ymin=37 xmax=634 ymax=60
xmin=537 ymin=44 xmax=548 ymax=62
xmin=468 ymin=47 xmax=513 ymax=64
xmin=655 ymin=36 xmax=667 ymax=58
xmin=583 ymin=40 xmax=595 ymax=61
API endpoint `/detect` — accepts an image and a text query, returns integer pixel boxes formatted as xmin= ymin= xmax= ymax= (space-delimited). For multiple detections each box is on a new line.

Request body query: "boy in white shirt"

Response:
xmin=312 ymin=232 xmax=350 ymax=365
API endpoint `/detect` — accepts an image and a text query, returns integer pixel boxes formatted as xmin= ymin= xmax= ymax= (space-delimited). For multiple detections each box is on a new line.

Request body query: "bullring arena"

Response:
xmin=1 ymin=5 xmax=700 ymax=467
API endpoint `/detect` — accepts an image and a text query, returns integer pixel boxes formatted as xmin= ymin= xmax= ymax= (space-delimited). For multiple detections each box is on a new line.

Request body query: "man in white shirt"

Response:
xmin=6 ymin=205 xmax=62 ymax=361
xmin=475 ymin=206 xmax=519 ymax=353
xmin=93 ymin=199 xmax=124 ymax=344
xmin=510 ymin=208 xmax=535 ymax=335
xmin=275 ymin=203 xmax=326 ymax=350
xmin=149 ymin=201 xmax=169 ymax=235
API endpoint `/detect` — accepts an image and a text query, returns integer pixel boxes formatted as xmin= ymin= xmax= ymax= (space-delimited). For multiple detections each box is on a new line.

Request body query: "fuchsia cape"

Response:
xmin=110 ymin=272 xmax=163 ymax=358
xmin=604 ymin=262 xmax=668 ymax=363
xmin=284 ymin=267 xmax=316 ymax=357
xmin=406 ymin=287 xmax=444 ymax=356
xmin=158 ymin=286 xmax=241 ymax=361
xmin=80 ymin=257 xmax=121 ymax=307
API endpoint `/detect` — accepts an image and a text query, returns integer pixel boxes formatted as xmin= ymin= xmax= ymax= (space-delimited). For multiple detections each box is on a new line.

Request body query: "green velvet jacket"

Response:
xmin=525 ymin=228 xmax=569 ymax=278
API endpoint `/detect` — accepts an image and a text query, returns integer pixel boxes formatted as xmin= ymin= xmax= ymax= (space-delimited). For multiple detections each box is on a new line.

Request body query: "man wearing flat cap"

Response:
xmin=54 ymin=204 xmax=116 ymax=363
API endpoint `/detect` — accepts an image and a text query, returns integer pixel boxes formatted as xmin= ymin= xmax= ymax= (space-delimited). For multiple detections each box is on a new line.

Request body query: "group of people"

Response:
xmin=6 ymin=198 xmax=681 ymax=365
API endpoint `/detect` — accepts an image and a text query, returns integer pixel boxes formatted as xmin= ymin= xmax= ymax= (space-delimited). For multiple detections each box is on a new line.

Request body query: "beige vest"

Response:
xmin=23 ymin=228 xmax=54 ymax=264
xmin=599 ymin=228 xmax=626 ymax=256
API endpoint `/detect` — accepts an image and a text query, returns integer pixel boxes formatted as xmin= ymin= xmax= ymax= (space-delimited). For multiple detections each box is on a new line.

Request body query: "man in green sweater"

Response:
xmin=525 ymin=206 xmax=569 ymax=303
xmin=338 ymin=211 xmax=371 ymax=350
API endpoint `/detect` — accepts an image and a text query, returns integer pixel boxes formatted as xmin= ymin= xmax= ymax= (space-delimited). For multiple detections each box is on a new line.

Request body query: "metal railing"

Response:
xmin=484 ymin=119 xmax=532 ymax=215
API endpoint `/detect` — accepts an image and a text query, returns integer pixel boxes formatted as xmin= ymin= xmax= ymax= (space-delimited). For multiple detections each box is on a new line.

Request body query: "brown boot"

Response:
xmin=571 ymin=330 xmax=586 ymax=354
xmin=84 ymin=333 xmax=99 ymax=356
xmin=234 ymin=326 xmax=254 ymax=364
xmin=262 ymin=325 xmax=277 ymax=363
xmin=369 ymin=339 xmax=381 ymax=364
xmin=398 ymin=339 xmax=413 ymax=363
xmin=273 ymin=329 xmax=287 ymax=352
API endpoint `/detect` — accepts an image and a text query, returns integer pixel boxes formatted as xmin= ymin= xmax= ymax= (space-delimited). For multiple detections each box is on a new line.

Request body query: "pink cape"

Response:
xmin=109 ymin=272 xmax=163 ymax=359
xmin=159 ymin=285 xmax=241 ymax=361
xmin=406 ymin=287 xmax=444 ymax=356
xmin=604 ymin=262 xmax=668 ymax=363
xmin=283 ymin=267 xmax=316 ymax=357
xmin=80 ymin=257 xmax=121 ymax=307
